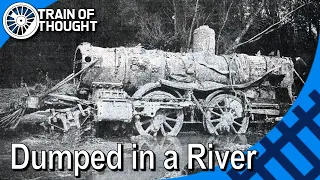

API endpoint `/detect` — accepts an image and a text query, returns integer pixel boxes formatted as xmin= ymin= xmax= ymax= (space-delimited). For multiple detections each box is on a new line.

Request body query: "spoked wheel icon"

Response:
xmin=3 ymin=3 xmax=39 ymax=39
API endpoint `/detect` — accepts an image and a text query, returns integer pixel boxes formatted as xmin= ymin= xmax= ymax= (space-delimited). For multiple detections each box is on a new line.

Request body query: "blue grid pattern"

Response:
xmin=226 ymin=90 xmax=320 ymax=180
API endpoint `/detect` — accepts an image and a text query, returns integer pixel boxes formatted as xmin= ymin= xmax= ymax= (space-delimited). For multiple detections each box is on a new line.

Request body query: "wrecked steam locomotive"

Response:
xmin=0 ymin=26 xmax=295 ymax=136
xmin=23 ymin=40 xmax=292 ymax=136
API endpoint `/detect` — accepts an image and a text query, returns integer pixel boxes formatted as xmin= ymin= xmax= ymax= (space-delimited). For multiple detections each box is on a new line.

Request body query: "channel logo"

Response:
xmin=3 ymin=2 xmax=39 ymax=40
xmin=3 ymin=2 xmax=98 ymax=40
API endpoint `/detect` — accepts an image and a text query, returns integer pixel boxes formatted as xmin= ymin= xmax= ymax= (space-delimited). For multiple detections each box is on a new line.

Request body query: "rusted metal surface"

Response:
xmin=75 ymin=43 xmax=294 ymax=93
xmin=48 ymin=104 xmax=91 ymax=132
xmin=96 ymin=100 xmax=132 ymax=122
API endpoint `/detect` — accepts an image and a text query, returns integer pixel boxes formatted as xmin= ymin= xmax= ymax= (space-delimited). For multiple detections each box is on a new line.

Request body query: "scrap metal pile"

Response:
xmin=0 ymin=26 xmax=295 ymax=136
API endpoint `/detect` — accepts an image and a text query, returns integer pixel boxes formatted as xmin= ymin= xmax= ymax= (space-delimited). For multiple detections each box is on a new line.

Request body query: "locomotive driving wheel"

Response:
xmin=134 ymin=91 xmax=184 ymax=136
xmin=203 ymin=94 xmax=249 ymax=135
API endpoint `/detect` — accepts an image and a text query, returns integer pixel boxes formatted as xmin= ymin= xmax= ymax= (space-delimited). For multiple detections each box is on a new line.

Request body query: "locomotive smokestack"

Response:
xmin=192 ymin=25 xmax=216 ymax=55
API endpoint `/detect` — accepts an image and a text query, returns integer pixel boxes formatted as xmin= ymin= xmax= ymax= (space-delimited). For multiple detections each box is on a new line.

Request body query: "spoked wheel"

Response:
xmin=3 ymin=3 xmax=40 ymax=39
xmin=204 ymin=94 xmax=249 ymax=135
xmin=134 ymin=91 xmax=184 ymax=136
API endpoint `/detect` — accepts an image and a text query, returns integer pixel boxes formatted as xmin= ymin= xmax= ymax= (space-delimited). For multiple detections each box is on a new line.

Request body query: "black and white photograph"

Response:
xmin=0 ymin=0 xmax=319 ymax=179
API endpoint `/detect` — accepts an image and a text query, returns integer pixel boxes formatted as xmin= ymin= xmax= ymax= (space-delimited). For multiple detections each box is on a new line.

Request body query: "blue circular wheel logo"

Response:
xmin=3 ymin=2 xmax=39 ymax=39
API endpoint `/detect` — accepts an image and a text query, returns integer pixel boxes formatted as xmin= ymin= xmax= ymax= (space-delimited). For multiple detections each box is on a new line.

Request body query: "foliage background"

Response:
xmin=0 ymin=0 xmax=319 ymax=87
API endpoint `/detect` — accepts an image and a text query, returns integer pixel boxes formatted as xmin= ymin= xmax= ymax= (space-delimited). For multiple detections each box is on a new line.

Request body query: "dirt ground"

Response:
xmin=0 ymin=88 xmax=270 ymax=180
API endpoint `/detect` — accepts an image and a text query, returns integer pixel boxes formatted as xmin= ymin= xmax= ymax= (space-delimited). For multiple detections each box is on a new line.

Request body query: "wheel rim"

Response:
xmin=204 ymin=94 xmax=249 ymax=135
xmin=3 ymin=3 xmax=39 ymax=39
xmin=134 ymin=91 xmax=184 ymax=136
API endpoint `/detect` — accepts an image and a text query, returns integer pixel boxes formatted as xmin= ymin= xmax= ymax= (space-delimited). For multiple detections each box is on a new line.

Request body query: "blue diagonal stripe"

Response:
xmin=280 ymin=142 xmax=313 ymax=175
xmin=265 ymin=158 xmax=294 ymax=180
xmin=297 ymin=127 xmax=320 ymax=160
